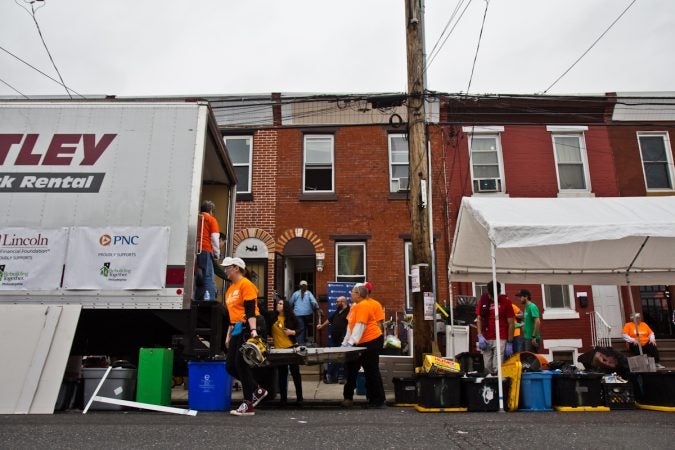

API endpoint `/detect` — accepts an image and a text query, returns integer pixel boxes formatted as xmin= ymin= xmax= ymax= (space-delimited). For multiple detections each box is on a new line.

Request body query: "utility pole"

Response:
xmin=405 ymin=0 xmax=433 ymax=367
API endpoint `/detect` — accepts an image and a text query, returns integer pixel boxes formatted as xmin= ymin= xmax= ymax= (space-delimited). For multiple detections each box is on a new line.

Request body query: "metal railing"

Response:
xmin=588 ymin=311 xmax=612 ymax=348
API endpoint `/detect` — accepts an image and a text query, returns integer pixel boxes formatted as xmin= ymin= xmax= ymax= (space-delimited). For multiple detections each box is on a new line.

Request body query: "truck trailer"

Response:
xmin=0 ymin=100 xmax=236 ymax=413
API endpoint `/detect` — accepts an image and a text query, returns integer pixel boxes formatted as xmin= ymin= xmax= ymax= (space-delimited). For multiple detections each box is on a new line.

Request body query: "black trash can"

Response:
xmin=552 ymin=372 xmax=603 ymax=407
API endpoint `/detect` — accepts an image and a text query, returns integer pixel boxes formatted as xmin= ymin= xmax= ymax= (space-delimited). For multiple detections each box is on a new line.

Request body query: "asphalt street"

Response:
xmin=1 ymin=407 xmax=673 ymax=449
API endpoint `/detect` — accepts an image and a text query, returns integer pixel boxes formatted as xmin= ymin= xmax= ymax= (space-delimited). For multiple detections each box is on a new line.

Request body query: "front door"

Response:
xmin=639 ymin=285 xmax=674 ymax=338
xmin=592 ymin=285 xmax=624 ymax=338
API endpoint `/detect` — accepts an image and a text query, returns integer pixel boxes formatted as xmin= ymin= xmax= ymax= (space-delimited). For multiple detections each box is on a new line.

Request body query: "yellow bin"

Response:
xmin=500 ymin=355 xmax=522 ymax=411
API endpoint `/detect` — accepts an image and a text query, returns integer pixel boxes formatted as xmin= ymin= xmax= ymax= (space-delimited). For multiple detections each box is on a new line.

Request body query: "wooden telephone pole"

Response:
xmin=405 ymin=0 xmax=434 ymax=367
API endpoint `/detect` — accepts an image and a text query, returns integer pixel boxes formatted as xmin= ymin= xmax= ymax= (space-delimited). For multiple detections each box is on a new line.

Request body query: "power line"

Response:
xmin=542 ymin=0 xmax=638 ymax=94
xmin=0 ymin=76 xmax=30 ymax=99
xmin=0 ymin=45 xmax=85 ymax=98
xmin=15 ymin=0 xmax=73 ymax=99
xmin=426 ymin=0 xmax=474 ymax=71
xmin=465 ymin=0 xmax=490 ymax=94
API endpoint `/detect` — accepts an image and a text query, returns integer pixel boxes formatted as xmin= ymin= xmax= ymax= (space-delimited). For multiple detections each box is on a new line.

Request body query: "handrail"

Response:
xmin=587 ymin=311 xmax=612 ymax=348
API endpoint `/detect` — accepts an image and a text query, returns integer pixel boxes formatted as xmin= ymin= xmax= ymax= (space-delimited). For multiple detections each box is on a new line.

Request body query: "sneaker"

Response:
xmin=230 ymin=401 xmax=255 ymax=416
xmin=251 ymin=387 xmax=268 ymax=407
xmin=656 ymin=363 xmax=666 ymax=369
xmin=341 ymin=399 xmax=353 ymax=408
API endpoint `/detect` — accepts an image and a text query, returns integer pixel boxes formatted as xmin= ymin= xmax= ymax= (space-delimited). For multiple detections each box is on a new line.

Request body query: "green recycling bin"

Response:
xmin=136 ymin=348 xmax=174 ymax=406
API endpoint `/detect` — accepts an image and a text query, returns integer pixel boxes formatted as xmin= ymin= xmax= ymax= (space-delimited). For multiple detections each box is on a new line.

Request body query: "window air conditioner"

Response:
xmin=475 ymin=178 xmax=500 ymax=193
xmin=398 ymin=177 xmax=410 ymax=191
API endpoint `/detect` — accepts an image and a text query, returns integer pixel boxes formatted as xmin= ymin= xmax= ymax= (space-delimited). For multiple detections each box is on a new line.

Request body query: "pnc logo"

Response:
xmin=99 ymin=234 xmax=140 ymax=246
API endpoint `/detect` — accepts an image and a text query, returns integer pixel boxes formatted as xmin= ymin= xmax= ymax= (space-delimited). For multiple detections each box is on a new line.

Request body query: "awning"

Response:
xmin=449 ymin=196 xmax=675 ymax=285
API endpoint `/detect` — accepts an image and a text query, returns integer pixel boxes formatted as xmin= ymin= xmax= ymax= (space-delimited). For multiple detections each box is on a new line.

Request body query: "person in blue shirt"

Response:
xmin=290 ymin=280 xmax=319 ymax=345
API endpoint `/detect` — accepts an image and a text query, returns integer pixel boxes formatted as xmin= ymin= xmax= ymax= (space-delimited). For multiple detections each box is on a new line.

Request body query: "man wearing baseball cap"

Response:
xmin=290 ymin=280 xmax=319 ymax=345
xmin=517 ymin=289 xmax=541 ymax=352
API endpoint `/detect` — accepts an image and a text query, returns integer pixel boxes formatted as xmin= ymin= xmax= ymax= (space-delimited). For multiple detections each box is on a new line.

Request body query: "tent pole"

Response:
xmin=491 ymin=243 xmax=505 ymax=412
xmin=625 ymin=237 xmax=649 ymax=357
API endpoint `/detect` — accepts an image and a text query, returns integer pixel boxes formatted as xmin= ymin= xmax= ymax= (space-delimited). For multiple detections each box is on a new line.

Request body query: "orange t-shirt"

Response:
xmin=356 ymin=298 xmax=384 ymax=344
xmin=225 ymin=277 xmax=259 ymax=324
xmin=512 ymin=303 xmax=521 ymax=337
xmin=622 ymin=321 xmax=653 ymax=346
xmin=368 ymin=297 xmax=385 ymax=322
xmin=197 ymin=213 xmax=219 ymax=253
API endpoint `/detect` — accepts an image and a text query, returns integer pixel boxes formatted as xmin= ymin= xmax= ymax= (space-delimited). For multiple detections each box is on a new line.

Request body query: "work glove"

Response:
xmin=504 ymin=341 xmax=514 ymax=358
xmin=478 ymin=334 xmax=488 ymax=351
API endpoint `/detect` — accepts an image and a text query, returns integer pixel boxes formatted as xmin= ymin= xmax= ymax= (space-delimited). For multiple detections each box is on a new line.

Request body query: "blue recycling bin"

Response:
xmin=188 ymin=361 xmax=233 ymax=411
xmin=519 ymin=371 xmax=553 ymax=411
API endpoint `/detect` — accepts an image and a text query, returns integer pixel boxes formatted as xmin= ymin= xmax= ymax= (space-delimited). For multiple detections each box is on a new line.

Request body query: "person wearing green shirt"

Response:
xmin=517 ymin=289 xmax=541 ymax=352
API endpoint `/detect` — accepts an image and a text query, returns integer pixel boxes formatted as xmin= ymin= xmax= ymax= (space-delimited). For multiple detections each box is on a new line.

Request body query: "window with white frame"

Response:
xmin=335 ymin=242 xmax=365 ymax=283
xmin=404 ymin=241 xmax=412 ymax=309
xmin=542 ymin=284 xmax=579 ymax=319
xmin=551 ymin=134 xmax=590 ymax=191
xmin=638 ymin=132 xmax=674 ymax=190
xmin=389 ymin=134 xmax=409 ymax=192
xmin=467 ymin=132 xmax=504 ymax=193
xmin=224 ymin=136 xmax=252 ymax=194
xmin=473 ymin=282 xmax=504 ymax=297
xmin=304 ymin=135 xmax=334 ymax=192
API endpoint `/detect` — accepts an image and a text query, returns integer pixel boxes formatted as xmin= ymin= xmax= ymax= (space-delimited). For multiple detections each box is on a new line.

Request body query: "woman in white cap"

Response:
xmin=222 ymin=256 xmax=268 ymax=416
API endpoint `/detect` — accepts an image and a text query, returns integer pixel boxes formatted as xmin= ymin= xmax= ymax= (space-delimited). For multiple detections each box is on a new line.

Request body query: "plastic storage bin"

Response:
xmin=136 ymin=348 xmax=174 ymax=406
xmin=519 ymin=371 xmax=553 ymax=411
xmin=602 ymin=382 xmax=635 ymax=410
xmin=416 ymin=373 xmax=462 ymax=408
xmin=455 ymin=352 xmax=484 ymax=374
xmin=552 ymin=373 xmax=603 ymax=407
xmin=188 ymin=361 xmax=233 ymax=411
xmin=83 ymin=367 xmax=137 ymax=411
xmin=630 ymin=371 xmax=675 ymax=407
xmin=462 ymin=377 xmax=511 ymax=412
xmin=393 ymin=377 xmax=417 ymax=405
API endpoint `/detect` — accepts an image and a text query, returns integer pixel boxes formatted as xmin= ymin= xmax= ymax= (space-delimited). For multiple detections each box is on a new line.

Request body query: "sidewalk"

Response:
xmin=172 ymin=378 xmax=394 ymax=407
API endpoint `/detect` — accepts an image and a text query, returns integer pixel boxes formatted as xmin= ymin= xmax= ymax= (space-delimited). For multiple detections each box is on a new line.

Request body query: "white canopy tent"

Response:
xmin=448 ymin=196 xmax=675 ymax=411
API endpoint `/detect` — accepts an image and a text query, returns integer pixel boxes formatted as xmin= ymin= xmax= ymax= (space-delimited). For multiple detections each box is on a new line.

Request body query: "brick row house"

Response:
xmin=210 ymin=92 xmax=674 ymax=365
xmin=609 ymin=93 xmax=675 ymax=348
xmin=210 ymin=94 xmax=446 ymax=348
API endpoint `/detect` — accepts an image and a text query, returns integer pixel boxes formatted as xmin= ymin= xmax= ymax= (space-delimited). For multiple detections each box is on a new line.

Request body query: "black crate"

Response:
xmin=602 ymin=382 xmax=635 ymax=410
xmin=630 ymin=371 xmax=675 ymax=407
xmin=392 ymin=377 xmax=417 ymax=404
xmin=462 ymin=377 xmax=511 ymax=412
xmin=416 ymin=373 xmax=462 ymax=408
xmin=455 ymin=352 xmax=484 ymax=374
xmin=552 ymin=373 xmax=604 ymax=407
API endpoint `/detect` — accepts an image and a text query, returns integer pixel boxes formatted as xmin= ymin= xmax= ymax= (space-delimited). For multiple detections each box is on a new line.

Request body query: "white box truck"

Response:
xmin=0 ymin=100 xmax=236 ymax=413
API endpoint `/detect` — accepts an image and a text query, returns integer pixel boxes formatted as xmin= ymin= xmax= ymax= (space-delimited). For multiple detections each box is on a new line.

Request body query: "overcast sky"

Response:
xmin=1 ymin=0 xmax=674 ymax=98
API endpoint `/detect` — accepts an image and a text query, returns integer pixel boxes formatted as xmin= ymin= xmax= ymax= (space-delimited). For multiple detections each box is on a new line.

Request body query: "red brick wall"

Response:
xmin=274 ymin=125 xmax=449 ymax=315
xmin=607 ymin=125 xmax=675 ymax=196
xmin=232 ymin=129 xmax=278 ymax=309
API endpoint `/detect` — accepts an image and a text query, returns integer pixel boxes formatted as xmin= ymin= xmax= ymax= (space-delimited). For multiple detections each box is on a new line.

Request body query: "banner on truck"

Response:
xmin=0 ymin=228 xmax=68 ymax=290
xmin=63 ymin=226 xmax=170 ymax=290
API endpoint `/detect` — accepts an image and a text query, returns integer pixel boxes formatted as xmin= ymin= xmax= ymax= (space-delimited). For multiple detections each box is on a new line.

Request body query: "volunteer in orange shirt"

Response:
xmin=512 ymin=302 xmax=523 ymax=353
xmin=195 ymin=200 xmax=220 ymax=301
xmin=622 ymin=313 xmax=664 ymax=368
xmin=223 ymin=256 xmax=268 ymax=416
xmin=341 ymin=283 xmax=386 ymax=409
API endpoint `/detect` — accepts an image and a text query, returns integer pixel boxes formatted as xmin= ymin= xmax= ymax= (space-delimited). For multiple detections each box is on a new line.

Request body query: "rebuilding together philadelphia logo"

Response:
xmin=98 ymin=233 xmax=139 ymax=280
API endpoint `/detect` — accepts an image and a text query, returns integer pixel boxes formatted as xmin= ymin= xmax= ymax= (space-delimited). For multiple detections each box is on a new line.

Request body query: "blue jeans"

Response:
xmin=195 ymin=252 xmax=216 ymax=301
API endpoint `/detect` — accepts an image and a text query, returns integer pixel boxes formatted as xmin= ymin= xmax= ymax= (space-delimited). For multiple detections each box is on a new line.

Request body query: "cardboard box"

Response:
xmin=422 ymin=354 xmax=461 ymax=374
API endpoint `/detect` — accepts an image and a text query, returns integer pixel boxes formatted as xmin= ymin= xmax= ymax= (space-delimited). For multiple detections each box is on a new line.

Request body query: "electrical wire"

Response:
xmin=426 ymin=0 xmax=472 ymax=70
xmin=0 ymin=76 xmax=29 ymax=99
xmin=465 ymin=0 xmax=490 ymax=95
xmin=542 ymin=0 xmax=639 ymax=94
xmin=0 ymin=45 xmax=85 ymax=98
xmin=15 ymin=0 xmax=73 ymax=99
